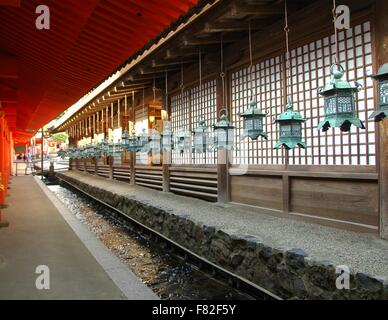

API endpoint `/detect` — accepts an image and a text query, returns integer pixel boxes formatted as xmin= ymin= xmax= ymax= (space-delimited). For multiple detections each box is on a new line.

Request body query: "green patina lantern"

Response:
xmin=149 ymin=128 xmax=161 ymax=154
xmin=94 ymin=144 xmax=102 ymax=158
xmin=318 ymin=63 xmax=364 ymax=132
xmin=58 ymin=149 xmax=67 ymax=159
xmin=107 ymin=140 xmax=121 ymax=157
xmin=99 ymin=139 xmax=109 ymax=155
xmin=137 ymin=128 xmax=150 ymax=152
xmin=161 ymin=121 xmax=174 ymax=152
xmin=239 ymin=97 xmax=268 ymax=140
xmin=274 ymin=99 xmax=306 ymax=150
xmin=213 ymin=109 xmax=235 ymax=150
xmin=121 ymin=128 xmax=138 ymax=152
xmin=369 ymin=63 xmax=388 ymax=122
xmin=192 ymin=119 xmax=210 ymax=153
xmin=176 ymin=129 xmax=191 ymax=154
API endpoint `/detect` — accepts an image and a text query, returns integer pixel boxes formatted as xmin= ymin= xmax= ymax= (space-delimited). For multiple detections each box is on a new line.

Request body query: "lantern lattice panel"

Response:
xmin=231 ymin=21 xmax=375 ymax=166
xmin=171 ymin=80 xmax=217 ymax=165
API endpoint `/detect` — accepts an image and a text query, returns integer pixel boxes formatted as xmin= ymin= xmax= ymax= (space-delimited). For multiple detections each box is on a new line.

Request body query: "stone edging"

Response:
xmin=57 ymin=173 xmax=388 ymax=300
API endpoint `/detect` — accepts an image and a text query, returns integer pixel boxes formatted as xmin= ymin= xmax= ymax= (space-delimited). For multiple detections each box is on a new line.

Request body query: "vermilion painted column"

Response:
xmin=0 ymin=113 xmax=10 ymax=227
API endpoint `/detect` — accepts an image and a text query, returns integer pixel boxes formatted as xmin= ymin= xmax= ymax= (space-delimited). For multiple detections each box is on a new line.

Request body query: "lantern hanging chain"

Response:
xmin=153 ymin=77 xmax=156 ymax=103
xmin=142 ymin=87 xmax=145 ymax=132
xmin=199 ymin=48 xmax=204 ymax=120
xmin=165 ymin=71 xmax=168 ymax=115
xmin=332 ymin=0 xmax=339 ymax=64
xmin=180 ymin=62 xmax=185 ymax=94
xmin=220 ymin=34 xmax=227 ymax=117
xmin=132 ymin=91 xmax=135 ymax=133
xmin=284 ymin=0 xmax=291 ymax=105
xmin=249 ymin=22 xmax=254 ymax=99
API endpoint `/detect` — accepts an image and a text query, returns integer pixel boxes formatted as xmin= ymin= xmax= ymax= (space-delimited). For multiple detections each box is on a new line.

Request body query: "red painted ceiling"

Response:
xmin=0 ymin=0 xmax=198 ymax=145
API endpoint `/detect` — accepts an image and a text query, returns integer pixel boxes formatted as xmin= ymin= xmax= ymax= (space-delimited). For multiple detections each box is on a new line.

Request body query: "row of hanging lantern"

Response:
xmin=67 ymin=0 xmax=387 ymax=160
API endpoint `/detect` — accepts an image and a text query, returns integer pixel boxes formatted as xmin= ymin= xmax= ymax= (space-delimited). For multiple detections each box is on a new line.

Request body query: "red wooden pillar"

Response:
xmin=0 ymin=113 xmax=10 ymax=227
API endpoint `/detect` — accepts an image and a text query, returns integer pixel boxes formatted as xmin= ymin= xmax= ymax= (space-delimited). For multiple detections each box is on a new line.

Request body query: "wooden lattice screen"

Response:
xmin=231 ymin=21 xmax=376 ymax=166
xmin=171 ymin=79 xmax=218 ymax=165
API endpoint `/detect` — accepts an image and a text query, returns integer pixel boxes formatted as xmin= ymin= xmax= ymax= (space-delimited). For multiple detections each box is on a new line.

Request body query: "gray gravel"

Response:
xmin=64 ymin=171 xmax=388 ymax=279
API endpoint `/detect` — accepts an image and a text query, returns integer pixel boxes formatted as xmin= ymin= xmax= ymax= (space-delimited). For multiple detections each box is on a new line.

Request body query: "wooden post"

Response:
xmin=216 ymin=63 xmax=230 ymax=203
xmin=130 ymin=152 xmax=135 ymax=185
xmin=376 ymin=0 xmax=388 ymax=239
xmin=109 ymin=156 xmax=113 ymax=180
xmin=162 ymin=151 xmax=170 ymax=192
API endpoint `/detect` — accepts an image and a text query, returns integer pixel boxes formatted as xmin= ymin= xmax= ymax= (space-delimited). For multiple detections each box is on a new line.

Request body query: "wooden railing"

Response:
xmin=112 ymin=165 xmax=131 ymax=182
xmin=169 ymin=166 xmax=218 ymax=201
xmin=134 ymin=165 xmax=163 ymax=190
xmin=96 ymin=165 xmax=110 ymax=178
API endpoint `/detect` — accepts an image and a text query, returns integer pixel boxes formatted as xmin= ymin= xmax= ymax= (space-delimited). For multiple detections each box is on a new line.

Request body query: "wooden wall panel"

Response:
xmin=290 ymin=178 xmax=379 ymax=227
xmin=230 ymin=175 xmax=283 ymax=210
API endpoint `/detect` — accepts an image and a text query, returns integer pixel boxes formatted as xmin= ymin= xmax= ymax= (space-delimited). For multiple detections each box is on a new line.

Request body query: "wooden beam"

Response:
xmin=226 ymin=2 xmax=284 ymax=19
xmin=201 ymin=19 xmax=266 ymax=33
xmin=376 ymin=0 xmax=388 ymax=240
xmin=181 ymin=34 xmax=241 ymax=46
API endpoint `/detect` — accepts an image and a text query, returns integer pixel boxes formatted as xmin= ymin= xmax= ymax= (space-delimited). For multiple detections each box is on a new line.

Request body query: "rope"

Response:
xmin=284 ymin=0 xmax=291 ymax=102
xmin=165 ymin=71 xmax=168 ymax=114
xmin=220 ymin=34 xmax=227 ymax=116
xmin=199 ymin=49 xmax=203 ymax=119
xmin=249 ymin=22 xmax=254 ymax=99
xmin=153 ymin=78 xmax=156 ymax=103
xmin=332 ymin=0 xmax=339 ymax=64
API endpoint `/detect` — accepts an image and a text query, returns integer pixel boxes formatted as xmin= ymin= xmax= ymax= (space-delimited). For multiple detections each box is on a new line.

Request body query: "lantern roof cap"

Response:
xmin=276 ymin=99 xmax=306 ymax=122
xmin=319 ymin=64 xmax=361 ymax=94
xmin=213 ymin=112 xmax=235 ymax=129
xmin=193 ymin=119 xmax=208 ymax=133
xmin=371 ymin=63 xmax=388 ymax=80
xmin=239 ymin=98 xmax=267 ymax=117
xmin=176 ymin=129 xmax=191 ymax=138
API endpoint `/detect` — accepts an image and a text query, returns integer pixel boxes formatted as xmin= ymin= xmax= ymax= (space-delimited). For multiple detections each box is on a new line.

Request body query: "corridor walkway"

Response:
xmin=0 ymin=176 xmax=158 ymax=300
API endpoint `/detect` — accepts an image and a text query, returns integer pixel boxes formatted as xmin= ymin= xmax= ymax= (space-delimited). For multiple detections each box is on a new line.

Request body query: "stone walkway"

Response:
xmin=0 ymin=175 xmax=158 ymax=300
xmin=60 ymin=171 xmax=388 ymax=279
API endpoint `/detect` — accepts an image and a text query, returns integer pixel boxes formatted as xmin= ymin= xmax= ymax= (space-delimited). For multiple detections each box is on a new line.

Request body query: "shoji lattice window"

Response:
xmin=231 ymin=56 xmax=285 ymax=165
xmin=171 ymin=90 xmax=191 ymax=164
xmin=171 ymin=79 xmax=217 ymax=165
xmin=135 ymin=106 xmax=148 ymax=165
xmin=231 ymin=21 xmax=375 ymax=166
xmin=288 ymin=21 xmax=375 ymax=165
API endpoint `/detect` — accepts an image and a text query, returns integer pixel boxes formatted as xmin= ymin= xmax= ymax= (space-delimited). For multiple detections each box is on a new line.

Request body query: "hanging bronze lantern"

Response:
xmin=149 ymin=128 xmax=161 ymax=154
xmin=318 ymin=63 xmax=364 ymax=132
xmin=136 ymin=128 xmax=150 ymax=152
xmin=176 ymin=129 xmax=191 ymax=154
xmin=213 ymin=109 xmax=235 ymax=150
xmin=369 ymin=63 xmax=388 ymax=122
xmin=274 ymin=99 xmax=306 ymax=150
xmin=161 ymin=121 xmax=174 ymax=152
xmin=239 ymin=97 xmax=268 ymax=140
xmin=193 ymin=119 xmax=210 ymax=153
